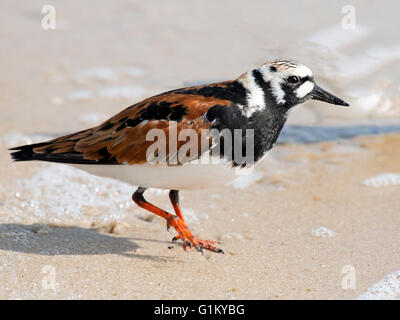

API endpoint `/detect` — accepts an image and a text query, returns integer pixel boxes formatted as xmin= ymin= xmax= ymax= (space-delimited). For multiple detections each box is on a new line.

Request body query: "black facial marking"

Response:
xmin=280 ymin=79 xmax=312 ymax=108
xmin=301 ymin=75 xmax=311 ymax=83
xmin=253 ymin=69 xmax=313 ymax=110
xmin=252 ymin=70 xmax=269 ymax=91
xmin=252 ymin=69 xmax=288 ymax=112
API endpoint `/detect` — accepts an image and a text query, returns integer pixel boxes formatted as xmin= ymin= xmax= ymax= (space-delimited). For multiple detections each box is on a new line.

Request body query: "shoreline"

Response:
xmin=0 ymin=133 xmax=399 ymax=299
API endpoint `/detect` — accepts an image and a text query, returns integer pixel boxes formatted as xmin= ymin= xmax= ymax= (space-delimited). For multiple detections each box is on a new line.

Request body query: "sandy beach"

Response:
xmin=0 ymin=1 xmax=399 ymax=299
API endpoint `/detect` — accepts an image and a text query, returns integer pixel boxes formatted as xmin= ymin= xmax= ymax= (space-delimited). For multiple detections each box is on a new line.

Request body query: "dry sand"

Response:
xmin=0 ymin=1 xmax=399 ymax=299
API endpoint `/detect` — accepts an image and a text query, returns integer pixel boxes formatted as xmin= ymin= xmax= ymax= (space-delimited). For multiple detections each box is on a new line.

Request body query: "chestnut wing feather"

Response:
xmin=10 ymin=87 xmax=233 ymax=165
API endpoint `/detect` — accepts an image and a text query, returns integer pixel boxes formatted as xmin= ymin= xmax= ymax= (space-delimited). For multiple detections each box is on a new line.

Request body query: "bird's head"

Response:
xmin=252 ymin=59 xmax=349 ymax=109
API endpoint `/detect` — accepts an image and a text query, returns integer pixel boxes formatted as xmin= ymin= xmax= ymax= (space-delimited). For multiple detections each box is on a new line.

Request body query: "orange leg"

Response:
xmin=132 ymin=187 xmax=223 ymax=253
xmin=169 ymin=190 xmax=185 ymax=223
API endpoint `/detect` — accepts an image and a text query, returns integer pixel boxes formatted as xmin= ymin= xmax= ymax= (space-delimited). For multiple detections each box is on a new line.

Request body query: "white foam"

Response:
xmin=311 ymin=226 xmax=335 ymax=239
xmin=363 ymin=173 xmax=400 ymax=187
xmin=357 ymin=271 xmax=400 ymax=300
xmin=306 ymin=24 xmax=369 ymax=51
xmin=334 ymin=45 xmax=400 ymax=80
xmin=221 ymin=232 xmax=244 ymax=241
xmin=304 ymin=24 xmax=400 ymax=119
xmin=3 ymin=164 xmax=164 ymax=224
xmin=350 ymin=92 xmax=383 ymax=115
xmin=228 ymin=170 xmax=263 ymax=189
xmin=4 ymin=133 xmax=33 ymax=146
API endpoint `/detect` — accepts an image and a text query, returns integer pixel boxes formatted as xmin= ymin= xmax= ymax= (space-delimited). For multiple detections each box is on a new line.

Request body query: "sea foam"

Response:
xmin=3 ymin=164 xmax=165 ymax=225
xmin=357 ymin=271 xmax=400 ymax=300
xmin=363 ymin=173 xmax=400 ymax=187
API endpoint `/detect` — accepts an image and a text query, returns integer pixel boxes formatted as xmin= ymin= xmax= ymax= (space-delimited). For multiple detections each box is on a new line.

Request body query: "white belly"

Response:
xmin=70 ymin=162 xmax=239 ymax=190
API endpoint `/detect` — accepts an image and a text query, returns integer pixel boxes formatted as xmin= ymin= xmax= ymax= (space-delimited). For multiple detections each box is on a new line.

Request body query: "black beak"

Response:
xmin=311 ymin=84 xmax=349 ymax=106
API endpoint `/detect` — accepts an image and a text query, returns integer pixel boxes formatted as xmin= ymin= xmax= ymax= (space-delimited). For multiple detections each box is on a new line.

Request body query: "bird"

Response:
xmin=9 ymin=59 xmax=349 ymax=254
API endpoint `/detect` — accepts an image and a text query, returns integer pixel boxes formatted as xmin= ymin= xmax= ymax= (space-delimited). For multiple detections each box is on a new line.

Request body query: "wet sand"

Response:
xmin=1 ymin=0 xmax=400 ymax=299
xmin=1 ymin=133 xmax=399 ymax=299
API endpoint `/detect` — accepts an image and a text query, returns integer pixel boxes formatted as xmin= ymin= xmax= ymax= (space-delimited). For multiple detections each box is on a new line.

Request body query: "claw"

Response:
xmin=167 ymin=214 xmax=223 ymax=254
xmin=196 ymin=245 xmax=203 ymax=254
xmin=183 ymin=240 xmax=192 ymax=251
xmin=132 ymin=188 xmax=222 ymax=254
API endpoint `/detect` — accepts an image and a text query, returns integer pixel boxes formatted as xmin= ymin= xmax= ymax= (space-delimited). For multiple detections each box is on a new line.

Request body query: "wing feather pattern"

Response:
xmin=10 ymin=84 xmax=234 ymax=165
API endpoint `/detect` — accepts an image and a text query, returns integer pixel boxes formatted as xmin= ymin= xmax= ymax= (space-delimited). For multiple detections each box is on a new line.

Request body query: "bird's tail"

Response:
xmin=9 ymin=129 xmax=117 ymax=165
xmin=9 ymin=142 xmax=51 ymax=162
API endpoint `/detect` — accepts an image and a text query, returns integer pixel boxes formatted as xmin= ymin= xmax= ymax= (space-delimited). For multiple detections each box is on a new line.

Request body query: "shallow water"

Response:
xmin=279 ymin=125 xmax=400 ymax=144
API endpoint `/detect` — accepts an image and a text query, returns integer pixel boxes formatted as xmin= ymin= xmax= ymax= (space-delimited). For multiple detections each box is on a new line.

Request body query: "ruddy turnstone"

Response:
xmin=10 ymin=59 xmax=348 ymax=253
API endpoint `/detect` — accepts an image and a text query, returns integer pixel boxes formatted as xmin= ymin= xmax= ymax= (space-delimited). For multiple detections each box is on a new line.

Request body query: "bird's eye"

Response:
xmin=287 ymin=76 xmax=300 ymax=84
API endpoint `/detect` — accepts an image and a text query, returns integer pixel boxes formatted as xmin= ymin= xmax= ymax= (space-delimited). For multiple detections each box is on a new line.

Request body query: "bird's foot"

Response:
xmin=167 ymin=216 xmax=224 ymax=254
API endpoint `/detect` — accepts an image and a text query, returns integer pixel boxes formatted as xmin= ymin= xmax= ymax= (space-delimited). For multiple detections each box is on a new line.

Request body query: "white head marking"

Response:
xmin=238 ymin=59 xmax=315 ymax=114
xmin=238 ymin=72 xmax=266 ymax=117
xmin=291 ymin=65 xmax=313 ymax=78
xmin=295 ymin=80 xmax=315 ymax=98
xmin=267 ymin=60 xmax=314 ymax=103
xmin=261 ymin=71 xmax=286 ymax=105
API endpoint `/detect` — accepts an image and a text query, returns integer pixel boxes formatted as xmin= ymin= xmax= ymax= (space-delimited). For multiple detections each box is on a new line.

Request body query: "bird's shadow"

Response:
xmin=0 ymin=223 xmax=176 ymax=262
